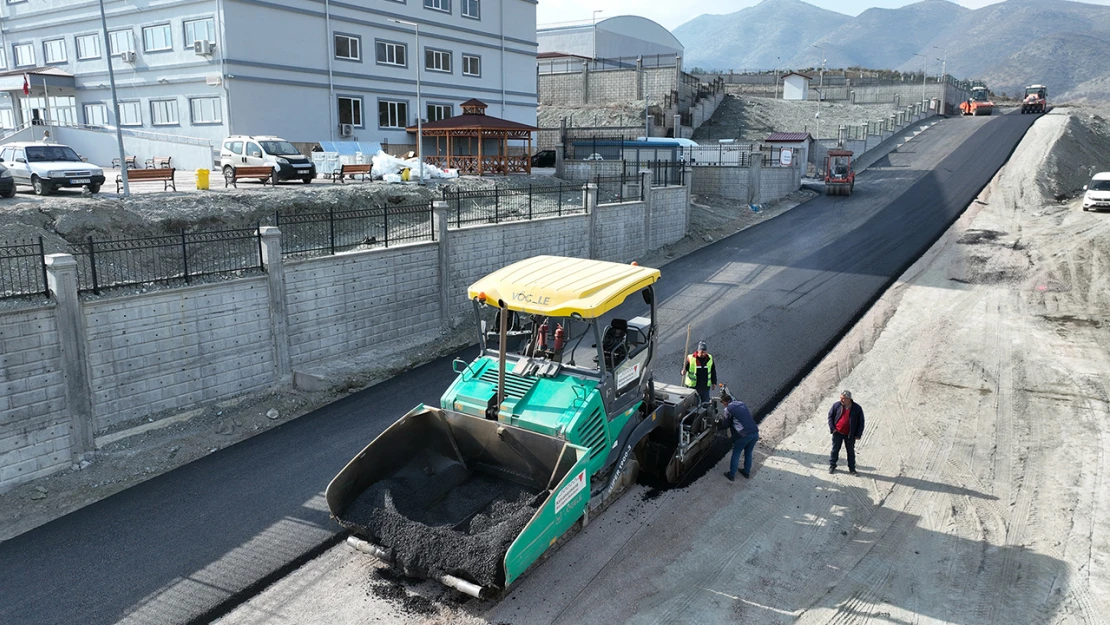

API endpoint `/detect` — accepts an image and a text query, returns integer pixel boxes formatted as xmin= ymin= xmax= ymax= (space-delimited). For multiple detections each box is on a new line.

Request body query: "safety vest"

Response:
xmin=684 ymin=353 xmax=713 ymax=388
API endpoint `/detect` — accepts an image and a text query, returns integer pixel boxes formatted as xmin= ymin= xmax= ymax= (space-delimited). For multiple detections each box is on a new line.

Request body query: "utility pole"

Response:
xmin=98 ymin=0 xmax=129 ymax=197
xmin=390 ymin=19 xmax=423 ymax=185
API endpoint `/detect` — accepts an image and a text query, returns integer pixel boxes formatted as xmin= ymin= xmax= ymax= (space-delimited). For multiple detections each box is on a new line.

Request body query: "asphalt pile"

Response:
xmin=344 ymin=464 xmax=541 ymax=588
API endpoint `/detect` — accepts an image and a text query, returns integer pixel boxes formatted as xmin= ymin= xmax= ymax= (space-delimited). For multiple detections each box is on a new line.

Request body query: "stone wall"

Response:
xmin=0 ymin=183 xmax=691 ymax=493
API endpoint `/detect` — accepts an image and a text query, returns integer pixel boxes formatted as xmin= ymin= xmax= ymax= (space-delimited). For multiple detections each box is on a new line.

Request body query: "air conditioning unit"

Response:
xmin=339 ymin=123 xmax=353 ymax=137
xmin=193 ymin=40 xmax=214 ymax=55
xmin=120 ymin=50 xmax=136 ymax=63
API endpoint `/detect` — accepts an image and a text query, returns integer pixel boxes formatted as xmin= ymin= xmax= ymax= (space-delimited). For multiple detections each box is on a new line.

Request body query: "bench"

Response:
xmin=333 ymin=163 xmax=373 ymax=183
xmin=225 ymin=165 xmax=275 ymax=188
xmin=117 ymin=168 xmax=176 ymax=193
xmin=146 ymin=156 xmax=172 ymax=169
xmin=112 ymin=155 xmax=138 ymax=169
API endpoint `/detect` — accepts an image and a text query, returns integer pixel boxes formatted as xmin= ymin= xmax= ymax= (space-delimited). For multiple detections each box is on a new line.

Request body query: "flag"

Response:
xmin=22 ymin=74 xmax=30 ymax=96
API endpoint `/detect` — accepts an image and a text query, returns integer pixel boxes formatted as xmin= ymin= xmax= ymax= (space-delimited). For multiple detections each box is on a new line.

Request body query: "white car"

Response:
xmin=219 ymin=135 xmax=316 ymax=183
xmin=0 ymin=142 xmax=105 ymax=195
xmin=1082 ymin=172 xmax=1110 ymax=212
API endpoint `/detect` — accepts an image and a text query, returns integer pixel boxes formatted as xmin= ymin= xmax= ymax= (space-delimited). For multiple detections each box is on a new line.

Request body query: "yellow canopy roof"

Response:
xmin=467 ymin=255 xmax=660 ymax=318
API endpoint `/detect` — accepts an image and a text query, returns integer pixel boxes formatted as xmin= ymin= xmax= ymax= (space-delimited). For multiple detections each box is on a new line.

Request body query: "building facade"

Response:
xmin=0 ymin=0 xmax=538 ymax=166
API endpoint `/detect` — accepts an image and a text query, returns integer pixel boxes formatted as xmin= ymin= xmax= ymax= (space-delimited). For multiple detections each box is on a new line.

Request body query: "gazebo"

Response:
xmin=407 ymin=99 xmax=537 ymax=175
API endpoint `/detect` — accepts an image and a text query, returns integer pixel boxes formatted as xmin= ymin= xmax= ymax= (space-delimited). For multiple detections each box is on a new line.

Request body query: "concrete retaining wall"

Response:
xmin=0 ymin=304 xmax=71 ymax=486
xmin=690 ymin=164 xmax=800 ymax=204
xmin=0 ymin=183 xmax=691 ymax=492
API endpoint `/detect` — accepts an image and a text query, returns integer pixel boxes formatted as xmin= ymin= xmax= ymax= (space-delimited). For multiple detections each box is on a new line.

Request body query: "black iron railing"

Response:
xmin=274 ymin=201 xmax=435 ymax=259
xmin=68 ymin=229 xmax=263 ymax=295
xmin=0 ymin=237 xmax=48 ymax=300
xmin=442 ymin=183 xmax=586 ymax=227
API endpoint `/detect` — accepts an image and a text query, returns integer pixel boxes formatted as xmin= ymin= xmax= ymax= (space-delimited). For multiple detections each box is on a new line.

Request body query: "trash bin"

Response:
xmin=400 ymin=167 xmax=411 ymax=182
xmin=196 ymin=168 xmax=210 ymax=190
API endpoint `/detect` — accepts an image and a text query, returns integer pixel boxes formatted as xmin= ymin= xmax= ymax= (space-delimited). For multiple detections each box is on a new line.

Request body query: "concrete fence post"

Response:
xmin=640 ymin=169 xmax=653 ymax=252
xmin=44 ymin=254 xmax=95 ymax=462
xmin=582 ymin=60 xmax=590 ymax=105
xmin=258 ymin=227 xmax=292 ymax=385
xmin=433 ymin=201 xmax=452 ymax=329
xmin=673 ymin=114 xmax=681 ymax=138
xmin=585 ymin=183 xmax=599 ymax=259
xmin=636 ymin=57 xmax=644 ymax=100
xmin=748 ymin=153 xmax=762 ymax=206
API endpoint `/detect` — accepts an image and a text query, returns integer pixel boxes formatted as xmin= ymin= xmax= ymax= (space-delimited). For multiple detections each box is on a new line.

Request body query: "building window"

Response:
xmin=462 ymin=0 xmax=479 ymax=19
xmin=462 ymin=54 xmax=480 ymax=77
xmin=375 ymin=40 xmax=406 ymax=67
xmin=43 ymin=39 xmax=67 ymax=64
xmin=427 ymin=103 xmax=451 ymax=122
xmin=190 ymin=97 xmax=222 ymax=124
xmin=84 ymin=103 xmax=109 ymax=126
xmin=338 ymin=96 xmax=363 ymax=127
xmin=109 ymin=30 xmax=134 ymax=55
xmin=0 ymin=48 xmax=6 ymax=70
xmin=424 ymin=0 xmax=450 ymax=13
xmin=378 ymin=100 xmax=408 ymax=129
xmin=75 ymin=34 xmax=101 ymax=60
xmin=119 ymin=101 xmax=142 ymax=126
xmin=0 ymin=109 xmax=14 ymax=130
xmin=334 ymin=34 xmax=361 ymax=61
xmin=151 ymin=99 xmax=178 ymax=125
xmin=13 ymin=43 xmax=34 ymax=67
xmin=143 ymin=24 xmax=172 ymax=52
xmin=425 ymin=48 xmax=451 ymax=73
xmin=184 ymin=18 xmax=216 ymax=46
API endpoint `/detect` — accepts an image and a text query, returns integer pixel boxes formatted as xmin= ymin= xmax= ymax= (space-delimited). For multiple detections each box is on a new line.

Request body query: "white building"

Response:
xmin=781 ymin=72 xmax=812 ymax=101
xmin=0 ymin=0 xmax=538 ymax=169
xmin=537 ymin=15 xmax=681 ymax=62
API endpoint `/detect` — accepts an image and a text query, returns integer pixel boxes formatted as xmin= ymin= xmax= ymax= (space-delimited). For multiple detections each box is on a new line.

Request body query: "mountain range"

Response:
xmin=673 ymin=0 xmax=1110 ymax=101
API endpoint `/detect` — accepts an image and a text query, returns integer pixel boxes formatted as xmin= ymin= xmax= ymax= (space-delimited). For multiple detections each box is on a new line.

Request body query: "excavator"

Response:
xmin=326 ymin=256 xmax=722 ymax=599
xmin=959 ymin=86 xmax=995 ymax=116
xmin=1021 ymin=85 xmax=1048 ymax=114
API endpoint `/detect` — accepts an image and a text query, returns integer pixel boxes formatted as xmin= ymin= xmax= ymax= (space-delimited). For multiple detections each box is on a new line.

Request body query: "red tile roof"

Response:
xmin=765 ymin=132 xmax=811 ymax=142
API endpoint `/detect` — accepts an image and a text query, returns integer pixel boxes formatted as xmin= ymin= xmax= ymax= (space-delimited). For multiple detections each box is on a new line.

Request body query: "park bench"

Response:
xmin=117 ymin=168 xmax=176 ymax=193
xmin=225 ymin=165 xmax=275 ymax=188
xmin=333 ymin=163 xmax=373 ymax=183
xmin=146 ymin=156 xmax=172 ymax=169
xmin=112 ymin=155 xmax=138 ymax=169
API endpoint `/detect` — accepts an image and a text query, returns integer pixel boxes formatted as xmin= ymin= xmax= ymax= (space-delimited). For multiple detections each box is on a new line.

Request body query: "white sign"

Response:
xmin=780 ymin=148 xmax=793 ymax=167
xmin=555 ymin=470 xmax=586 ymax=513
xmin=616 ymin=362 xmax=640 ymax=388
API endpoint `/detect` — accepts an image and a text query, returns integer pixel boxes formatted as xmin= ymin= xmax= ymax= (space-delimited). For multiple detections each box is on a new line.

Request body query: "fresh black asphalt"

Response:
xmin=0 ymin=111 xmax=1038 ymax=625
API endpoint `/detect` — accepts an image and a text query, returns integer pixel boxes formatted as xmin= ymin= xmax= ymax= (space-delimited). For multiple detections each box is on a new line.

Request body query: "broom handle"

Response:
xmin=682 ymin=324 xmax=691 ymax=375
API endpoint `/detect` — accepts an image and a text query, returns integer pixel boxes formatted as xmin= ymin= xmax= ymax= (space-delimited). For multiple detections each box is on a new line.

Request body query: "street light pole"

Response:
xmin=912 ymin=52 xmax=927 ymax=105
xmin=390 ymin=19 xmax=423 ymax=185
xmin=811 ymin=44 xmax=826 ymax=89
xmin=933 ymin=46 xmax=947 ymax=114
xmin=98 ymin=0 xmax=129 ymax=197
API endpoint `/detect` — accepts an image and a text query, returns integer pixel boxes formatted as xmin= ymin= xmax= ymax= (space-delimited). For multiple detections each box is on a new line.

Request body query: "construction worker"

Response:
xmin=682 ymin=340 xmax=717 ymax=404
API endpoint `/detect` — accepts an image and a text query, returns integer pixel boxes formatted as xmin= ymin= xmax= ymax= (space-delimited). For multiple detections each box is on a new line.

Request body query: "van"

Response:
xmin=220 ymin=136 xmax=316 ymax=183
xmin=1082 ymin=172 xmax=1110 ymax=212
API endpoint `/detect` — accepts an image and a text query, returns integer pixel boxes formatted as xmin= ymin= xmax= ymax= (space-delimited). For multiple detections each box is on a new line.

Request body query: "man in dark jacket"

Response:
xmin=828 ymin=390 xmax=865 ymax=474
xmin=721 ymin=391 xmax=759 ymax=481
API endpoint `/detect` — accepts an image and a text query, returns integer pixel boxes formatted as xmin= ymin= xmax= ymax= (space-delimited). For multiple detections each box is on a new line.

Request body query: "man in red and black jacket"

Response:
xmin=828 ymin=390 xmax=865 ymax=474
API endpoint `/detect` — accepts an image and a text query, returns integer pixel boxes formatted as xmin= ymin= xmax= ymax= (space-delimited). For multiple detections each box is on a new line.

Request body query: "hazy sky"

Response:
xmin=536 ymin=0 xmax=1110 ymax=30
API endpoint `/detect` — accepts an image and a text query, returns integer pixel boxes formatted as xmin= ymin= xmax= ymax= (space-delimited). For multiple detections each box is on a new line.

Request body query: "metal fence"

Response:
xmin=0 ymin=237 xmax=48 ymax=299
xmin=67 ymin=229 xmax=263 ymax=295
xmin=442 ymin=183 xmax=586 ymax=227
xmin=537 ymin=54 xmax=679 ymax=75
xmin=273 ymin=201 xmax=435 ymax=259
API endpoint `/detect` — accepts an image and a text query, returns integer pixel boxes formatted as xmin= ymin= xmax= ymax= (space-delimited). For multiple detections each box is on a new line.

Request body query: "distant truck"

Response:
xmin=1021 ymin=85 xmax=1048 ymax=114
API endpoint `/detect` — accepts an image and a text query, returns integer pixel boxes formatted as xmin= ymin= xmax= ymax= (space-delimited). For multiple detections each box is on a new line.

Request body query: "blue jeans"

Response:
xmin=729 ymin=432 xmax=759 ymax=477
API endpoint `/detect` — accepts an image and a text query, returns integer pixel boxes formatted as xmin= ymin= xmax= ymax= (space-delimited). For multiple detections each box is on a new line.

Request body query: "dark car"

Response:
xmin=0 ymin=163 xmax=15 ymax=198
xmin=530 ymin=150 xmax=556 ymax=167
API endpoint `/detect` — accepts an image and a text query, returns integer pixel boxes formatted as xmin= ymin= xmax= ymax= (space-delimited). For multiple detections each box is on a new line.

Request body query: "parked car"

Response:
xmin=531 ymin=149 xmax=556 ymax=167
xmin=0 ymin=163 xmax=15 ymax=198
xmin=219 ymin=135 xmax=316 ymax=183
xmin=1082 ymin=172 xmax=1110 ymax=212
xmin=0 ymin=142 xmax=105 ymax=196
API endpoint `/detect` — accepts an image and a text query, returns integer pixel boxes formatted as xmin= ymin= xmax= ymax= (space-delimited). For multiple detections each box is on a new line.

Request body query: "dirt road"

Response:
xmin=212 ymin=110 xmax=1110 ymax=624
